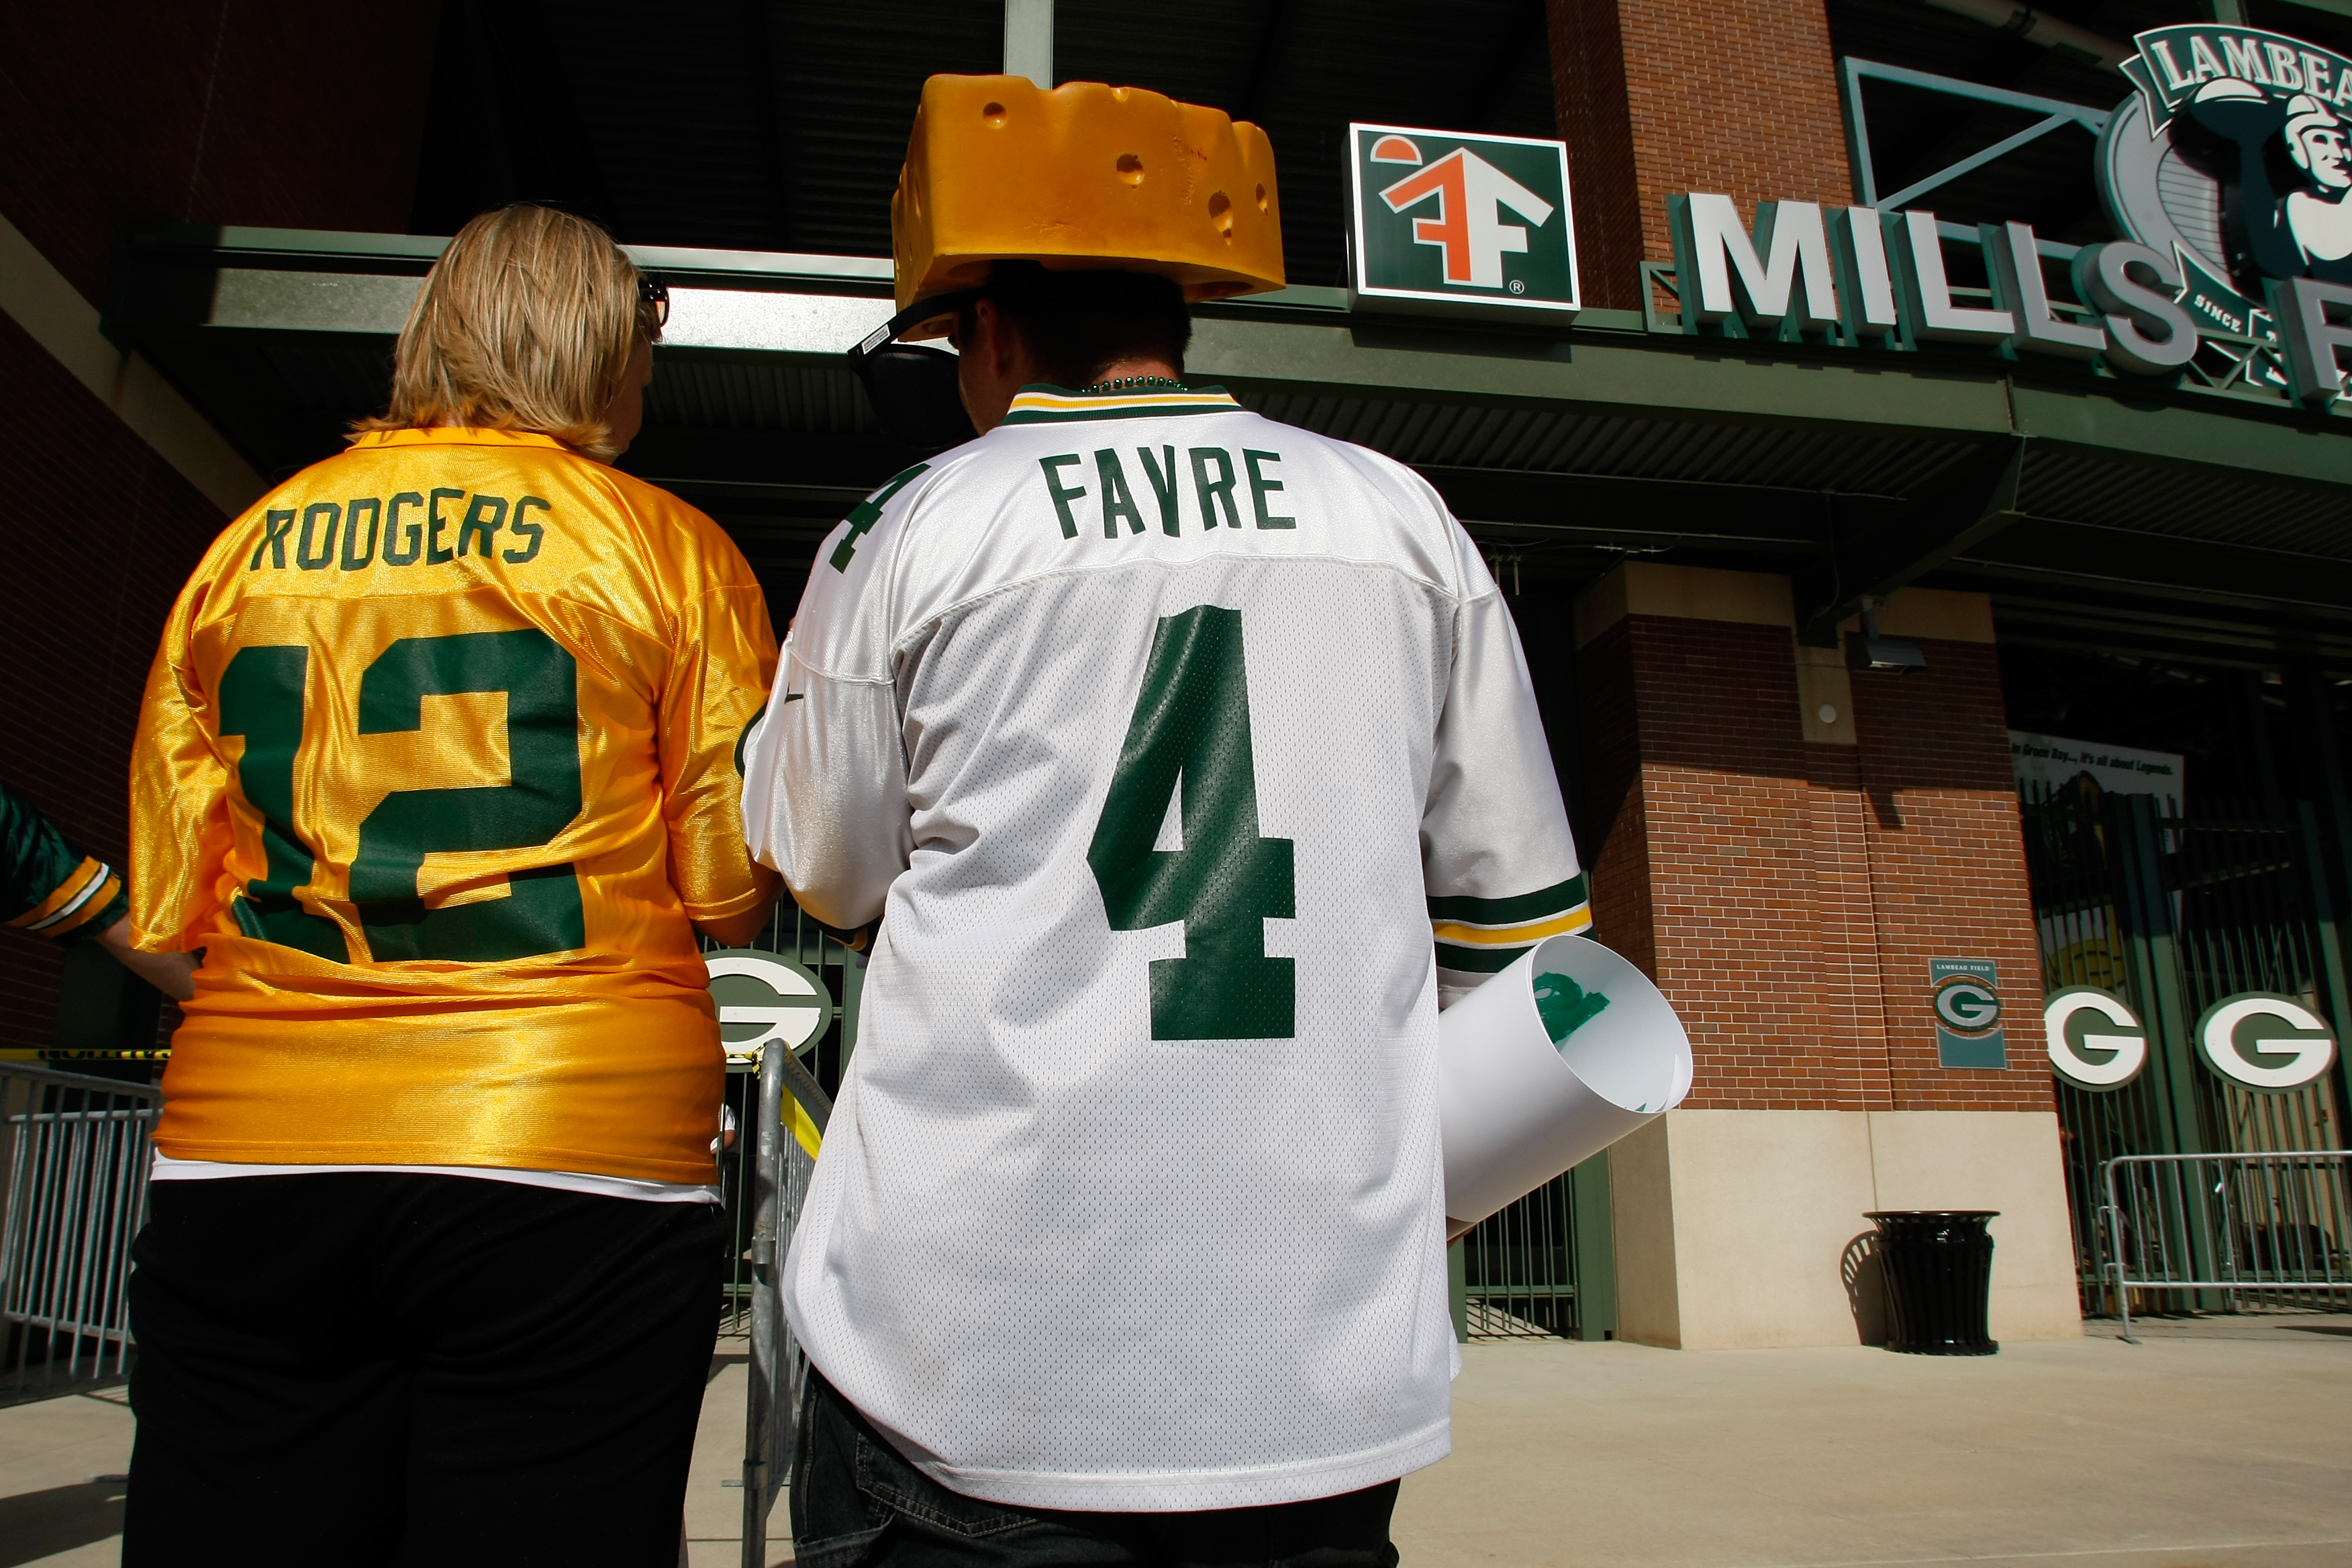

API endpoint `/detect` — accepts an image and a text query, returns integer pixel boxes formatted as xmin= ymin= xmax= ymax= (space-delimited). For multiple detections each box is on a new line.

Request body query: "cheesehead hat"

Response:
xmin=889 ymin=74 xmax=1284 ymax=340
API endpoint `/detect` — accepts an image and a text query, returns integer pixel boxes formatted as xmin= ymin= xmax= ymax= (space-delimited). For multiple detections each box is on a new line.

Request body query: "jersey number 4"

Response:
xmin=217 ymin=628 xmax=585 ymax=964
xmin=1088 ymin=605 xmax=1295 ymax=1040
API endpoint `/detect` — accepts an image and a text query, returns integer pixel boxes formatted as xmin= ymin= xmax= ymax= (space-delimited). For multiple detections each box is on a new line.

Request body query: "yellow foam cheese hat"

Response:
xmin=891 ymin=75 xmax=1285 ymax=340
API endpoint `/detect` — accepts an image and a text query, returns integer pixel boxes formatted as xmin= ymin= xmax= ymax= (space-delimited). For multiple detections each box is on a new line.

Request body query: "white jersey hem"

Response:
xmin=897 ymin=1419 xmax=1453 ymax=1514
xmin=148 ymin=1151 xmax=721 ymax=1204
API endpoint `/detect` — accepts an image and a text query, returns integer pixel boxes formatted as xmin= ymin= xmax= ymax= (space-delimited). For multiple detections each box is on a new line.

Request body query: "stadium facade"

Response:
xmin=3 ymin=0 xmax=2349 ymax=1349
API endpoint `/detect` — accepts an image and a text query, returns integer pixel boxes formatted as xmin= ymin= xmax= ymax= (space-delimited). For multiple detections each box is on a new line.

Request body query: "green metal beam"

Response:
xmin=102 ymin=228 xmax=2350 ymax=533
xmin=1793 ymin=437 xmax=2026 ymax=645
xmin=1189 ymin=313 xmax=2018 ymax=438
xmin=2009 ymin=383 xmax=2352 ymax=493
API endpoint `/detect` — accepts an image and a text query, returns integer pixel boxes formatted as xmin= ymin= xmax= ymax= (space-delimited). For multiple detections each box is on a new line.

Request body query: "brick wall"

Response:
xmin=0 ymin=313 xmax=224 ymax=1053
xmin=0 ymin=1 xmax=436 ymax=1052
xmin=1574 ymin=610 xmax=2051 ymax=1114
xmin=1545 ymin=0 xmax=1853 ymax=309
xmin=1851 ymin=638 xmax=2051 ymax=1112
xmin=0 ymin=0 xmax=438 ymax=306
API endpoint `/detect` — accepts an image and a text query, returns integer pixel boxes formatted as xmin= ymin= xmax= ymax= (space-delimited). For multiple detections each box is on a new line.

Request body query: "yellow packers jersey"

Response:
xmin=131 ymin=428 xmax=779 ymax=1183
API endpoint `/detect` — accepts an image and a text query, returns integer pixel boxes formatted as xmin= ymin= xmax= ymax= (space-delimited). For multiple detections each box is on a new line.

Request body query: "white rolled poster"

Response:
xmin=1440 ymin=934 xmax=1694 ymax=1234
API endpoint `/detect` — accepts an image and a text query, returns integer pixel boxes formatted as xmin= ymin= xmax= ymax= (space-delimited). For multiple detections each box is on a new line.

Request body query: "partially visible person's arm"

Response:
xmin=1422 ymin=526 xmax=1587 ymax=1010
xmin=740 ymin=473 xmax=926 ymax=932
xmin=97 ymin=916 xmax=197 ymax=1001
xmin=658 ymin=554 xmax=785 ymax=944
xmin=738 ymin=630 xmax=911 ymax=932
xmin=3 ymin=779 xmax=196 ymax=1000
xmin=126 ymin=605 xmax=237 ymax=997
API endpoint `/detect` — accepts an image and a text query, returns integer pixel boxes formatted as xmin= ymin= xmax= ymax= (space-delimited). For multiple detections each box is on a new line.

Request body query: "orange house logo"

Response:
xmin=1345 ymin=124 xmax=1580 ymax=320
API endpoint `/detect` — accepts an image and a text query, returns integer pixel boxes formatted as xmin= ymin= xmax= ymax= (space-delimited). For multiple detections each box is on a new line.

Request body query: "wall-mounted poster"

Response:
xmin=2009 ymin=732 xmax=2186 ymax=816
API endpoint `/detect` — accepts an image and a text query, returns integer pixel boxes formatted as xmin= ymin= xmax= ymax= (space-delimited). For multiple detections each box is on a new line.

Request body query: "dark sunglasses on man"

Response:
xmin=844 ymin=289 xmax=981 ymax=453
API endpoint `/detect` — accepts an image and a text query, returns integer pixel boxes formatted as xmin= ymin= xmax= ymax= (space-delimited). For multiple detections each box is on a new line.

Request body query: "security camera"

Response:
xmin=1847 ymin=597 xmax=1926 ymax=673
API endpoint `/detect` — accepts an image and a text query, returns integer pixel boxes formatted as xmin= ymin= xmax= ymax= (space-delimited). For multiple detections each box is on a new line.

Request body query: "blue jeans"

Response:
xmin=789 ymin=1370 xmax=1404 ymax=1567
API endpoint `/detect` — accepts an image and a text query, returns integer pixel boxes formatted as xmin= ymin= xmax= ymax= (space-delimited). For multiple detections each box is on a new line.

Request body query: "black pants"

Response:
xmin=790 ymin=1369 xmax=1402 ymax=1568
xmin=124 ymin=1173 xmax=726 ymax=1567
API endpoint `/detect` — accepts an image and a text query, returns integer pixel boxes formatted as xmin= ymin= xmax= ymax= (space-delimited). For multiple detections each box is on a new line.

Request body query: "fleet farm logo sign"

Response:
xmin=2104 ymin=24 xmax=2352 ymax=389
xmin=1344 ymin=124 xmax=1581 ymax=321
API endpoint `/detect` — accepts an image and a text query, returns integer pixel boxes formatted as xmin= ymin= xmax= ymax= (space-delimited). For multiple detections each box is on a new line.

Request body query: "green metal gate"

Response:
xmin=1454 ymin=1154 xmax=1614 ymax=1340
xmin=712 ymin=908 xmax=865 ymax=1336
xmin=2019 ymin=784 xmax=2352 ymax=1315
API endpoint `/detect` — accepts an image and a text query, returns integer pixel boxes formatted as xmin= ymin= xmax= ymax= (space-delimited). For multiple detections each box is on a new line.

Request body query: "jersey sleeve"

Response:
xmin=739 ymin=464 xmax=930 ymax=930
xmin=1 ymin=781 xmax=128 ymax=944
xmin=128 ymin=592 xmax=235 ymax=953
xmin=1423 ymin=542 xmax=1587 ymax=1007
xmin=659 ymin=579 xmax=784 ymax=922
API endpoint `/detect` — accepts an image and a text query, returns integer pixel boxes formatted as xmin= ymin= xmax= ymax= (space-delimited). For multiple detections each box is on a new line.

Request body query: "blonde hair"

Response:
xmin=353 ymin=205 xmax=657 ymax=460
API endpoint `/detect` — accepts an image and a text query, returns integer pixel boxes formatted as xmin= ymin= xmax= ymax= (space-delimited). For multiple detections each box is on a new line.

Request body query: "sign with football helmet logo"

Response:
xmin=1344 ymin=124 xmax=1580 ymax=321
xmin=2104 ymin=24 xmax=2352 ymax=392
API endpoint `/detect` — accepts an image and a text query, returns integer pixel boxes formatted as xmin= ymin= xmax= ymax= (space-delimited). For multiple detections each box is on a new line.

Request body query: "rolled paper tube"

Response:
xmin=1440 ymin=934 xmax=1694 ymax=1232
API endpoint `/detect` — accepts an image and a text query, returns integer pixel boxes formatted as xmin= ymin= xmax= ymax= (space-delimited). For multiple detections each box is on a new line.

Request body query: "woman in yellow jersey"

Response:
xmin=121 ymin=205 xmax=781 ymax=1567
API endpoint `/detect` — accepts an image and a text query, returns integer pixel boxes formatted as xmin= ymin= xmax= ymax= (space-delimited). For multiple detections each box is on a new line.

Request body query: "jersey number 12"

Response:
xmin=1087 ymin=605 xmax=1295 ymax=1040
xmin=217 ymin=626 xmax=585 ymax=964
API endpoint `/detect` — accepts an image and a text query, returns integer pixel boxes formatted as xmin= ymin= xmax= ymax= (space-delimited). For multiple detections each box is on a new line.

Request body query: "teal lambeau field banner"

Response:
xmin=1932 ymin=959 xmax=2008 ymax=1069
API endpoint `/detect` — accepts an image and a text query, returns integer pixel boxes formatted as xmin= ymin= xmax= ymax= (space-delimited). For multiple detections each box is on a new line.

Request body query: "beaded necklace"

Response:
xmin=1082 ymin=375 xmax=1189 ymax=393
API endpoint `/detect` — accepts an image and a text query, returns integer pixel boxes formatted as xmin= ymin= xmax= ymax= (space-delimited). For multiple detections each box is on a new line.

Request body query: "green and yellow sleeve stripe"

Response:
xmin=7 ymin=854 xmax=126 ymax=942
xmin=1431 ymin=873 xmax=1591 ymax=974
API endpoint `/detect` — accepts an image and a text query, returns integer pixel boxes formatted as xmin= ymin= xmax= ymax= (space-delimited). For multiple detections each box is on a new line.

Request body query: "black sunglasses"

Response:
xmin=845 ymin=291 xmax=982 ymax=452
xmin=638 ymin=275 xmax=670 ymax=330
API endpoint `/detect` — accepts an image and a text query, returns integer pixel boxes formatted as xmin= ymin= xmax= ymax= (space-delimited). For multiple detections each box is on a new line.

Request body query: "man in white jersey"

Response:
xmin=741 ymin=77 xmax=1587 ymax=1567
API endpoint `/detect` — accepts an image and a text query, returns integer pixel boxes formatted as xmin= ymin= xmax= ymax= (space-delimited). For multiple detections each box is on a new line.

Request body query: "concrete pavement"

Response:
xmin=7 ymin=1317 xmax=2351 ymax=1566
xmin=1393 ymin=1317 xmax=2352 ymax=1567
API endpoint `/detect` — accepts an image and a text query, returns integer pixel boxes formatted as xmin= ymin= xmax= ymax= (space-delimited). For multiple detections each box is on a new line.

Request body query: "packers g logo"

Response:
xmin=2043 ymin=987 xmax=2150 ymax=1091
xmin=1930 ymin=959 xmax=2008 ymax=1069
xmin=1934 ymin=977 xmax=2003 ymax=1033
xmin=705 ymin=950 xmax=832 ymax=1064
xmin=2196 ymin=993 xmax=2337 ymax=1092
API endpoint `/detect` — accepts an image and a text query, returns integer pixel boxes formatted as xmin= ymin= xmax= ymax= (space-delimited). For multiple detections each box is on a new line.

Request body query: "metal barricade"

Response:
xmin=2100 ymin=1151 xmax=2352 ymax=1342
xmin=740 ymin=1043 xmax=831 ymax=1568
xmin=0 ymin=1064 xmax=160 ymax=1405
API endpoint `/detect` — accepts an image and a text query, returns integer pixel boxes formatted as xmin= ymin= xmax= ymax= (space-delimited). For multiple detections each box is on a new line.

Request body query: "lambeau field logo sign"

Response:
xmin=1344 ymin=124 xmax=1581 ymax=322
xmin=2104 ymin=24 xmax=2352 ymax=393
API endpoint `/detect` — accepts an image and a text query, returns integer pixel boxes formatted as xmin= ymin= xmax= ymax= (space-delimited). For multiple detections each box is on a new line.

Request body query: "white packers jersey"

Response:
xmin=740 ymin=383 xmax=1585 ymax=1512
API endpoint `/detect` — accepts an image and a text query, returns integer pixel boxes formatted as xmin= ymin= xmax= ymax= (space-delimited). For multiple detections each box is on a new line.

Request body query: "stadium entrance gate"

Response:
xmin=2019 ymin=784 xmax=2352 ymax=1316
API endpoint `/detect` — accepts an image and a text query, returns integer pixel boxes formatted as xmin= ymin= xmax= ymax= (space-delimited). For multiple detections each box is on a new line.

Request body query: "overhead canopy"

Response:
xmin=103 ymin=225 xmax=2352 ymax=672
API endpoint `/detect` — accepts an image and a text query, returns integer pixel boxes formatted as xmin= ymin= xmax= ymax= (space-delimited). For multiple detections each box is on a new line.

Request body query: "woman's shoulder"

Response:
xmin=570 ymin=460 xmax=758 ymax=589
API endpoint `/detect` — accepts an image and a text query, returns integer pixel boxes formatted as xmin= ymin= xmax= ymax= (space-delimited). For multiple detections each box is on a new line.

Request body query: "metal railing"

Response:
xmin=1461 ymin=1172 xmax=1579 ymax=1339
xmin=0 ymin=1064 xmax=160 ymax=1405
xmin=2100 ymin=1151 xmax=2352 ymax=1342
xmin=740 ymin=1042 xmax=830 ymax=1568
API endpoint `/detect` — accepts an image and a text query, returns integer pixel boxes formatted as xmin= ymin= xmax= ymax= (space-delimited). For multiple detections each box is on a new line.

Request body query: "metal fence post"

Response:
xmin=2300 ymin=799 xmax=2352 ymax=1151
xmin=2100 ymin=1150 xmax=2352 ymax=1336
xmin=0 ymin=1065 xmax=160 ymax=1406
xmin=1570 ymin=1152 xmax=1616 ymax=1341
xmin=741 ymin=1043 xmax=785 ymax=1567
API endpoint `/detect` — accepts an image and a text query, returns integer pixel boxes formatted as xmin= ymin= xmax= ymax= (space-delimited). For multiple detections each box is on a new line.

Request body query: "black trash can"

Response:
xmin=1867 ymin=1210 xmax=1998 ymax=1355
